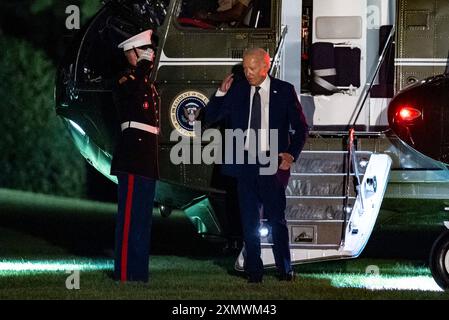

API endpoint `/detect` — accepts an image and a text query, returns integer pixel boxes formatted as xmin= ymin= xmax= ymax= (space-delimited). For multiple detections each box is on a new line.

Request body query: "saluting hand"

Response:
xmin=219 ymin=74 xmax=234 ymax=94
xmin=278 ymin=153 xmax=294 ymax=170
xmin=138 ymin=48 xmax=155 ymax=63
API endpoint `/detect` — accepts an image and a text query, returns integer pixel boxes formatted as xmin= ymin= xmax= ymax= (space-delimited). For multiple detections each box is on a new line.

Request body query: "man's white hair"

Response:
xmin=243 ymin=48 xmax=271 ymax=68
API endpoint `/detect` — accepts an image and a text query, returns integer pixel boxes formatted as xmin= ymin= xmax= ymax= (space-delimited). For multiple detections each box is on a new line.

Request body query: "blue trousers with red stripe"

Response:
xmin=114 ymin=174 xmax=156 ymax=282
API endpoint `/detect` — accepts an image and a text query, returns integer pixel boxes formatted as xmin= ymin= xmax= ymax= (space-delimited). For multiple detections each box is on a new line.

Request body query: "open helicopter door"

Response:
xmin=235 ymin=131 xmax=392 ymax=270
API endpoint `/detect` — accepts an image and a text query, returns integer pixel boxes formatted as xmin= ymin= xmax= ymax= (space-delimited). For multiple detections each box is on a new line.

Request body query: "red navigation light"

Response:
xmin=396 ymin=106 xmax=422 ymax=122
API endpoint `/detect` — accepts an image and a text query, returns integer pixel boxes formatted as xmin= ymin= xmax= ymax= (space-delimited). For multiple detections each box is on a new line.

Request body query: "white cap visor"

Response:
xmin=118 ymin=29 xmax=153 ymax=51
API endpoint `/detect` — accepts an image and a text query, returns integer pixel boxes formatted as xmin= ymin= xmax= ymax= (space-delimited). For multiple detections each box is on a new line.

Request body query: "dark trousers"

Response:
xmin=237 ymin=172 xmax=292 ymax=279
xmin=114 ymin=174 xmax=155 ymax=282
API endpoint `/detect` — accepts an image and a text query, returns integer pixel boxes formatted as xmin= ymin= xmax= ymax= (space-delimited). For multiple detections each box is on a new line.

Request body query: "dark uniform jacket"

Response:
xmin=110 ymin=59 xmax=160 ymax=179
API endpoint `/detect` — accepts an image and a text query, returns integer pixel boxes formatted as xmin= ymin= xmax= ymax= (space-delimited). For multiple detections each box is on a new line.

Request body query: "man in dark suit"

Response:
xmin=205 ymin=48 xmax=308 ymax=283
xmin=110 ymin=29 xmax=160 ymax=283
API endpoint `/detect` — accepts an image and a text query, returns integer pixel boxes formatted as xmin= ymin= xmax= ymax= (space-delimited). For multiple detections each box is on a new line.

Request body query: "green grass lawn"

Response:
xmin=0 ymin=256 xmax=447 ymax=300
xmin=0 ymin=189 xmax=448 ymax=300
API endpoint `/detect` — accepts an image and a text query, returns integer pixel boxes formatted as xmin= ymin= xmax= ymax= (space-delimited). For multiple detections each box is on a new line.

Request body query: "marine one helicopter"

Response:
xmin=55 ymin=0 xmax=449 ymax=289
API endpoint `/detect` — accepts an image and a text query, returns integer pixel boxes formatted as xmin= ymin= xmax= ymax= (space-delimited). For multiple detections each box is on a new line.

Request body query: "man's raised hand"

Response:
xmin=220 ymin=74 xmax=234 ymax=93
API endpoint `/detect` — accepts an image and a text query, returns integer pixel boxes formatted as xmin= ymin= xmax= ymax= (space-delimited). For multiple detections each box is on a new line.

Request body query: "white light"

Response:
xmin=352 ymin=276 xmax=443 ymax=292
xmin=69 ymin=120 xmax=86 ymax=136
xmin=259 ymin=226 xmax=269 ymax=237
xmin=308 ymin=274 xmax=444 ymax=292
xmin=0 ymin=259 xmax=112 ymax=276
xmin=359 ymin=160 xmax=368 ymax=168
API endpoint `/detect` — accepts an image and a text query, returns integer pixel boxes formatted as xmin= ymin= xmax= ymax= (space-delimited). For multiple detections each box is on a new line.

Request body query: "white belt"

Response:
xmin=121 ymin=121 xmax=159 ymax=135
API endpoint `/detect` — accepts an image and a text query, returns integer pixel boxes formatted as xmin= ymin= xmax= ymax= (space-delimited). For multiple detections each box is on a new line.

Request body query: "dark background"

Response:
xmin=0 ymin=0 xmax=117 ymax=202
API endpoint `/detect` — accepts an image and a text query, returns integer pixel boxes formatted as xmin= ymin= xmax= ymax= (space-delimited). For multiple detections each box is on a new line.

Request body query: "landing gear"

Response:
xmin=429 ymin=230 xmax=449 ymax=290
xmin=159 ymin=205 xmax=173 ymax=218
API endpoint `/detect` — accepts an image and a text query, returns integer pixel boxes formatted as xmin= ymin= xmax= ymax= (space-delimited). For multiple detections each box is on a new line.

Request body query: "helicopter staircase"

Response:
xmin=236 ymin=130 xmax=392 ymax=269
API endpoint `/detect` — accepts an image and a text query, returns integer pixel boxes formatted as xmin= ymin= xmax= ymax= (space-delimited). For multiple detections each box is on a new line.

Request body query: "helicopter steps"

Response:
xmin=260 ymin=150 xmax=370 ymax=249
xmin=236 ymin=133 xmax=393 ymax=269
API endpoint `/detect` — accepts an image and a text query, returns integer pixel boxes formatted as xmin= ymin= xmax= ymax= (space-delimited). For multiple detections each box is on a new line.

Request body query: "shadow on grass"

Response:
xmin=0 ymin=206 xmax=115 ymax=256
xmin=0 ymin=205 xmax=226 ymax=259
xmin=362 ymin=225 xmax=445 ymax=262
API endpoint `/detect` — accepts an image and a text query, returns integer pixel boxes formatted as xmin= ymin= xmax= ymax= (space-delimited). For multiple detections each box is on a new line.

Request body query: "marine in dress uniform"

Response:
xmin=110 ymin=29 xmax=160 ymax=283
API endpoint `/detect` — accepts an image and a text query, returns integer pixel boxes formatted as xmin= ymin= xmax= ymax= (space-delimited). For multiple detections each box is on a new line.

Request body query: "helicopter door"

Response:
xmin=340 ymin=153 xmax=392 ymax=257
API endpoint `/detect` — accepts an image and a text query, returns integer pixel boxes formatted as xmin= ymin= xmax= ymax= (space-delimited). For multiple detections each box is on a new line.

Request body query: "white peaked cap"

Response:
xmin=118 ymin=29 xmax=153 ymax=51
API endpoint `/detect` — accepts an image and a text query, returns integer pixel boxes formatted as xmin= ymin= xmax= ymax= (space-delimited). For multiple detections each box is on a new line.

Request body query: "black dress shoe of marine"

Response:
xmin=247 ymin=274 xmax=263 ymax=283
xmin=279 ymin=271 xmax=296 ymax=282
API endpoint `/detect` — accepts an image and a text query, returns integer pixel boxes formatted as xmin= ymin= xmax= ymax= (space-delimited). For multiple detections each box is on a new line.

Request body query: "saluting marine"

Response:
xmin=110 ymin=29 xmax=160 ymax=283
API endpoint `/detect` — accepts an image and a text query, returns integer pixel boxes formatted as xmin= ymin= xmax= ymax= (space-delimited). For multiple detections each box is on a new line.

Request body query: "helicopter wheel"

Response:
xmin=159 ymin=205 xmax=173 ymax=218
xmin=429 ymin=230 xmax=449 ymax=290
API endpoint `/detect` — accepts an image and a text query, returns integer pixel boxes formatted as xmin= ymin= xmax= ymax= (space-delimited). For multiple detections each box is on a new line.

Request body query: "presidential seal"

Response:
xmin=170 ymin=91 xmax=209 ymax=137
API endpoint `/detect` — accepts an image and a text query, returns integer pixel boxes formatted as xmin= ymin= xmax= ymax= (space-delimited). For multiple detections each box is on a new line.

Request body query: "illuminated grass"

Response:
xmin=0 ymin=189 xmax=448 ymax=299
xmin=305 ymin=273 xmax=442 ymax=292
xmin=293 ymin=259 xmax=444 ymax=292
xmin=0 ymin=256 xmax=447 ymax=300
xmin=0 ymin=259 xmax=112 ymax=276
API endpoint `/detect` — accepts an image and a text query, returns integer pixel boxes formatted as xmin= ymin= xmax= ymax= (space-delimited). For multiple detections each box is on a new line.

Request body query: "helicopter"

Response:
xmin=55 ymin=0 xmax=449 ymax=289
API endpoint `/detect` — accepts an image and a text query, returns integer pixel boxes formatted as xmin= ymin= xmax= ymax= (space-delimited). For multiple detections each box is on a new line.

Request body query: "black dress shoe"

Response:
xmin=279 ymin=271 xmax=296 ymax=282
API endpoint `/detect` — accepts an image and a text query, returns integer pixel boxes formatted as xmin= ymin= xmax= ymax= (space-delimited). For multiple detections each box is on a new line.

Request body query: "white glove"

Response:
xmin=138 ymin=48 xmax=155 ymax=63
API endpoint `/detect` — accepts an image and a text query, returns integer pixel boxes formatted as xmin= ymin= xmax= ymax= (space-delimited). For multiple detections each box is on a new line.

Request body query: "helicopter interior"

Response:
xmin=176 ymin=0 xmax=272 ymax=29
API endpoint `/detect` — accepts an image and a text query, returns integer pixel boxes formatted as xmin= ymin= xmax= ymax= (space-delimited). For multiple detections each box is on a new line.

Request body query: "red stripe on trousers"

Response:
xmin=121 ymin=174 xmax=134 ymax=282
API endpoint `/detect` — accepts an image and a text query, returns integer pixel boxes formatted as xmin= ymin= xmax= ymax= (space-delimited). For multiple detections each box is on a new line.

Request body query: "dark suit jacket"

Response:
xmin=204 ymin=76 xmax=308 ymax=178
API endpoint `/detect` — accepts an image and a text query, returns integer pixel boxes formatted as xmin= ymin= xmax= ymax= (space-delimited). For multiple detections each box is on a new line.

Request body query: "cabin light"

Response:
xmin=397 ymin=106 xmax=422 ymax=122
xmin=259 ymin=225 xmax=269 ymax=238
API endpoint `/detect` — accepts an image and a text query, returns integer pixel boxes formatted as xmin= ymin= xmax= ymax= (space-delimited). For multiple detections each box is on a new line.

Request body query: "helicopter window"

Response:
xmin=73 ymin=0 xmax=173 ymax=90
xmin=176 ymin=0 xmax=272 ymax=29
xmin=303 ymin=16 xmax=363 ymax=95
xmin=316 ymin=16 xmax=363 ymax=39
xmin=371 ymin=25 xmax=395 ymax=98
xmin=309 ymin=42 xmax=361 ymax=96
xmin=75 ymin=12 xmax=128 ymax=90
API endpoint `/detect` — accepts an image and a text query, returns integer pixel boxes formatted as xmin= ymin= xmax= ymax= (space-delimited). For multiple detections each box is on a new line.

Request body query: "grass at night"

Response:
xmin=0 ymin=189 xmax=448 ymax=299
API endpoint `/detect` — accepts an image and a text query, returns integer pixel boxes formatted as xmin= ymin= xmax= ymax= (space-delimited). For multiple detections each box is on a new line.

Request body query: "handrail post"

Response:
xmin=341 ymin=127 xmax=365 ymax=246
xmin=341 ymin=128 xmax=354 ymax=246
